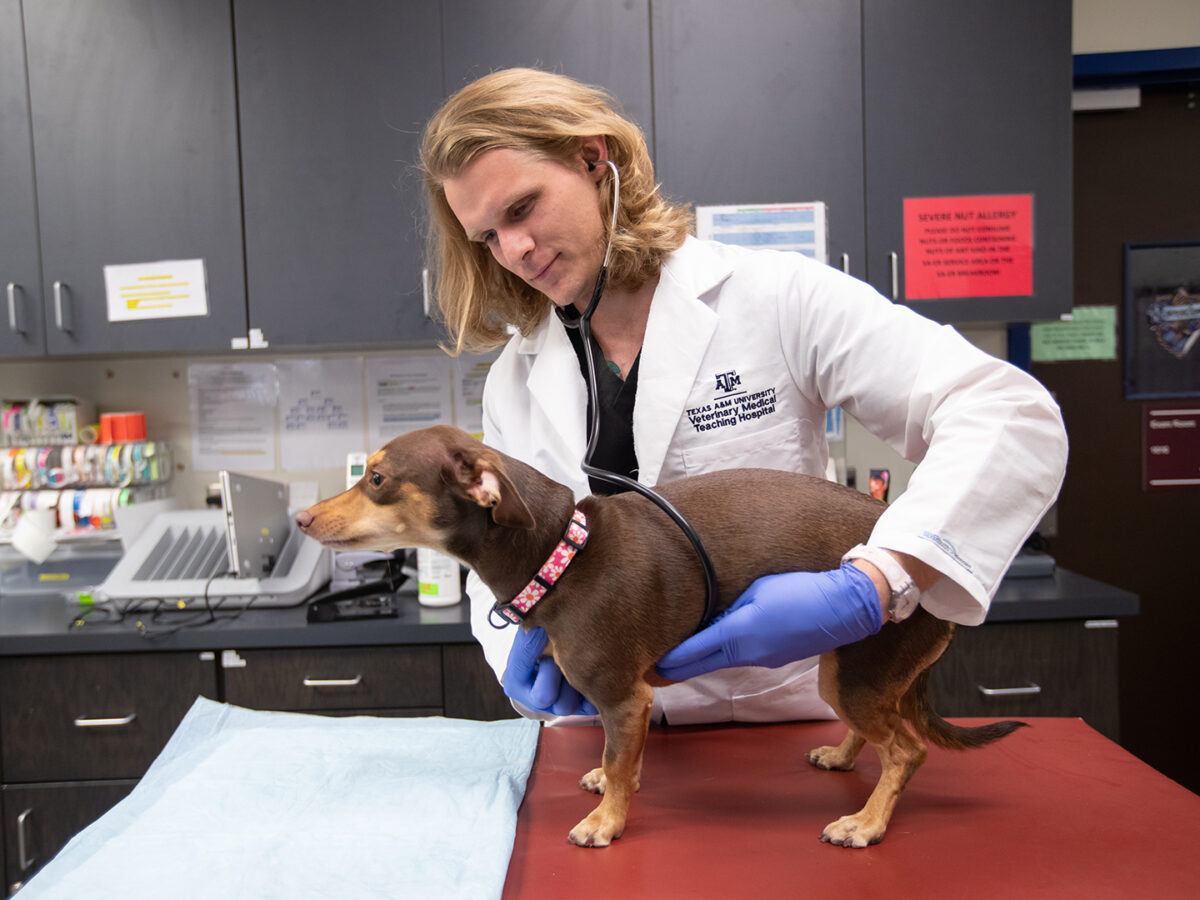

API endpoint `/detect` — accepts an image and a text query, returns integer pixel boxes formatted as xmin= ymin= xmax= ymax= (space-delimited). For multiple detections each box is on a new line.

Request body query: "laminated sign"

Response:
xmin=903 ymin=194 xmax=1034 ymax=300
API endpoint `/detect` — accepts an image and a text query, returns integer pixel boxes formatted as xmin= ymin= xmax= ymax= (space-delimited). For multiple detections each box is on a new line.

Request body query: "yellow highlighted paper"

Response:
xmin=104 ymin=259 xmax=209 ymax=322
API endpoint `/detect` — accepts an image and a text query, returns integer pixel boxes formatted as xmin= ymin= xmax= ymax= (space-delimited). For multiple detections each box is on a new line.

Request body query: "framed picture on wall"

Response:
xmin=1123 ymin=241 xmax=1200 ymax=399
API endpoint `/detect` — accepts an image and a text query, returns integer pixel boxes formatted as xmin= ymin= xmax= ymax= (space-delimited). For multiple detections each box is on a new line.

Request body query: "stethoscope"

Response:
xmin=555 ymin=159 xmax=719 ymax=633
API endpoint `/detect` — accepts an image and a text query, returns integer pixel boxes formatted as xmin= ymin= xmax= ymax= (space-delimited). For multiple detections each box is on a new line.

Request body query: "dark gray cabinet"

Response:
xmin=442 ymin=0 xmax=654 ymax=147
xmin=234 ymin=0 xmax=444 ymax=349
xmin=862 ymin=0 xmax=1072 ymax=321
xmin=23 ymin=0 xmax=247 ymax=355
xmin=928 ymin=619 xmax=1121 ymax=742
xmin=0 ymin=651 xmax=215 ymax=891
xmin=3 ymin=0 xmax=1073 ymax=361
xmin=0 ymin=0 xmax=44 ymax=358
xmin=0 ymin=639 xmax=511 ymax=890
xmin=0 ymin=653 xmax=219 ymax=783
xmin=2 ymin=781 xmax=137 ymax=894
xmin=651 ymin=0 xmax=866 ymax=278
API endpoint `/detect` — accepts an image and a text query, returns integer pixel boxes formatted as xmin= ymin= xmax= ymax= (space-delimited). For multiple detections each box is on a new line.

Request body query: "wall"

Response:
xmin=1073 ymin=0 xmax=1200 ymax=53
xmin=1034 ymin=83 xmax=1199 ymax=792
xmin=0 ymin=348 xmax=473 ymax=507
xmin=0 ymin=321 xmax=1002 ymax=510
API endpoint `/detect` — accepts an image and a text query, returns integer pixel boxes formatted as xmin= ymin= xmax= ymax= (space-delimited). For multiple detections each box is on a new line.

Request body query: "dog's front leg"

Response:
xmin=568 ymin=681 xmax=653 ymax=848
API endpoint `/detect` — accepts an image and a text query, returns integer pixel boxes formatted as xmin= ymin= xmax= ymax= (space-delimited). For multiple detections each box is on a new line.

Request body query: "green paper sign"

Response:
xmin=1031 ymin=306 xmax=1116 ymax=361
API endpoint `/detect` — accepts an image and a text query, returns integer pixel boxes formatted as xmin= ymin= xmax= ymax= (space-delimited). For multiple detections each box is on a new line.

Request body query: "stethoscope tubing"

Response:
xmin=557 ymin=161 xmax=720 ymax=634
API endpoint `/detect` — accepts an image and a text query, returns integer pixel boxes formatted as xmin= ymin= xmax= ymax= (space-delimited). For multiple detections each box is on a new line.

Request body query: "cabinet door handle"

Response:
xmin=17 ymin=808 xmax=35 ymax=872
xmin=303 ymin=675 xmax=363 ymax=688
xmin=6 ymin=282 xmax=24 ymax=334
xmin=74 ymin=713 xmax=137 ymax=728
xmin=888 ymin=252 xmax=899 ymax=300
xmin=840 ymin=253 xmax=849 ymax=274
xmin=53 ymin=281 xmax=73 ymax=332
xmin=977 ymin=683 xmax=1041 ymax=697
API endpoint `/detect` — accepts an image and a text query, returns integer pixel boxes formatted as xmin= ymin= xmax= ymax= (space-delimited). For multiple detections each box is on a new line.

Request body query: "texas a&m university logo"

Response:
xmin=715 ymin=370 xmax=742 ymax=393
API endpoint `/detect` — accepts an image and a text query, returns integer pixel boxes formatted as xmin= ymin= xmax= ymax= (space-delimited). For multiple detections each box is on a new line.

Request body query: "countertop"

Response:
xmin=504 ymin=717 xmax=1197 ymax=898
xmin=0 ymin=566 xmax=1138 ymax=656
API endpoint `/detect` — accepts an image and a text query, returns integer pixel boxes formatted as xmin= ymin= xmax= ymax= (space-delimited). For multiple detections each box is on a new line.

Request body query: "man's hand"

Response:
xmin=656 ymin=563 xmax=885 ymax=681
xmin=502 ymin=626 xmax=598 ymax=716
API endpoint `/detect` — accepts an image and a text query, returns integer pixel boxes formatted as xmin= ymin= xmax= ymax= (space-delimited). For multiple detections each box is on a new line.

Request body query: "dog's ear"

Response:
xmin=443 ymin=448 xmax=535 ymax=530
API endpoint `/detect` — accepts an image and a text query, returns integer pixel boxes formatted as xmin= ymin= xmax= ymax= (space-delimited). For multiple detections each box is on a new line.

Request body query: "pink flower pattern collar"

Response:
xmin=494 ymin=509 xmax=589 ymax=626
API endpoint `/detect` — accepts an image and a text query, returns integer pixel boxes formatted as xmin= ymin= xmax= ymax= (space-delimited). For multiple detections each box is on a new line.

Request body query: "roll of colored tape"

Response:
xmin=123 ymin=412 xmax=147 ymax=442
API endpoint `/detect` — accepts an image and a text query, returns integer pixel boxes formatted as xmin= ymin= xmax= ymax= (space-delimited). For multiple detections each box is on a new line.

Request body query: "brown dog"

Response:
xmin=296 ymin=425 xmax=1023 ymax=848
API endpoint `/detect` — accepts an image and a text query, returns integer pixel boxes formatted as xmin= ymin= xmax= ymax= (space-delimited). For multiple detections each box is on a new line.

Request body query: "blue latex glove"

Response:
xmin=656 ymin=562 xmax=885 ymax=681
xmin=502 ymin=626 xmax=599 ymax=717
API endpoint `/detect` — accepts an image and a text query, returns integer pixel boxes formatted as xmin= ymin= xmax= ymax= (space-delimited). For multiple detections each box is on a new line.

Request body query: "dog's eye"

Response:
xmin=369 ymin=472 xmax=383 ymax=487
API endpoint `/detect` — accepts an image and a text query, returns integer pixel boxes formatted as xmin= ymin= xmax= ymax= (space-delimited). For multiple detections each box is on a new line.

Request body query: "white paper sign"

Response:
xmin=277 ymin=358 xmax=367 ymax=471
xmin=695 ymin=202 xmax=828 ymax=263
xmin=453 ymin=350 xmax=501 ymax=438
xmin=188 ymin=363 xmax=278 ymax=471
xmin=104 ymin=258 xmax=209 ymax=321
xmin=366 ymin=354 xmax=454 ymax=449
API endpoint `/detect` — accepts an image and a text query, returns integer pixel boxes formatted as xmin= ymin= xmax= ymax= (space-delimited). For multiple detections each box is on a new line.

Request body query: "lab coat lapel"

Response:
xmin=521 ymin=314 xmax=588 ymax=468
xmin=635 ymin=239 xmax=730 ymax=487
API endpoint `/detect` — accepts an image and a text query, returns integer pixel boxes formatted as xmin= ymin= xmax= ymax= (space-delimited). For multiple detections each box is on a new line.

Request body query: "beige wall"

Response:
xmin=1073 ymin=0 xmax=1200 ymax=53
xmin=1 ymin=323 xmax=1005 ymax=510
xmin=0 ymin=349 xmax=388 ymax=507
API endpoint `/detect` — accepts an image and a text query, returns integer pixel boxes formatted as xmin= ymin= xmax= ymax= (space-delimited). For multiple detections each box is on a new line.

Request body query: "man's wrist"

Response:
xmin=842 ymin=545 xmax=930 ymax=623
xmin=847 ymin=559 xmax=890 ymax=625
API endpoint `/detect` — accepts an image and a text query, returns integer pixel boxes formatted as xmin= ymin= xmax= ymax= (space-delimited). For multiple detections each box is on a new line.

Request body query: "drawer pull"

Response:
xmin=74 ymin=713 xmax=138 ymax=728
xmin=17 ymin=808 xmax=35 ymax=871
xmin=303 ymin=675 xmax=363 ymax=688
xmin=977 ymin=683 xmax=1042 ymax=697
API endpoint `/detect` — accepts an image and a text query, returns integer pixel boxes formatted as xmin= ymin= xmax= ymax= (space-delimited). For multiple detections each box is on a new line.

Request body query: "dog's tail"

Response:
xmin=901 ymin=670 xmax=1028 ymax=750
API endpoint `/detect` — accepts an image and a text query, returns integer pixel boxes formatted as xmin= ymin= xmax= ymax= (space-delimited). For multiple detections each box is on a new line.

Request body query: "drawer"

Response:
xmin=927 ymin=619 xmax=1120 ymax=740
xmin=220 ymin=646 xmax=442 ymax=712
xmin=3 ymin=780 xmax=137 ymax=893
xmin=0 ymin=653 xmax=218 ymax=783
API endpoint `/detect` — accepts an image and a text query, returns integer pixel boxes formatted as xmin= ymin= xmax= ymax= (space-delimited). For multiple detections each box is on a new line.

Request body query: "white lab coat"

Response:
xmin=465 ymin=236 xmax=1068 ymax=725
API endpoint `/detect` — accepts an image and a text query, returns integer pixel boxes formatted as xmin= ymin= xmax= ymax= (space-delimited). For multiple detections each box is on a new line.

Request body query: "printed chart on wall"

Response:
xmin=452 ymin=351 xmax=501 ymax=439
xmin=277 ymin=358 xmax=366 ymax=471
xmin=903 ymin=194 xmax=1033 ymax=300
xmin=188 ymin=363 xmax=278 ymax=471
xmin=366 ymin=354 xmax=454 ymax=449
xmin=695 ymin=202 xmax=828 ymax=263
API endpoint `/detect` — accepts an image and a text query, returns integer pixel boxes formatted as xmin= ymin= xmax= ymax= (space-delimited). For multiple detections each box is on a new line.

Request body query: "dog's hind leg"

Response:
xmin=568 ymin=680 xmax=653 ymax=848
xmin=807 ymin=651 xmax=868 ymax=771
xmin=820 ymin=714 xmax=926 ymax=848
xmin=807 ymin=729 xmax=866 ymax=771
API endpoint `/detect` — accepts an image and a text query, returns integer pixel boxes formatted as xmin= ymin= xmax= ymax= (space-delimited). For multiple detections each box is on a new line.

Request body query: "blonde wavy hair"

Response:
xmin=419 ymin=68 xmax=692 ymax=355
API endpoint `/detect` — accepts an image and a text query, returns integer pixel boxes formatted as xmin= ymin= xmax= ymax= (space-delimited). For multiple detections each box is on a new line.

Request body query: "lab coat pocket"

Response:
xmin=680 ymin=419 xmax=806 ymax=476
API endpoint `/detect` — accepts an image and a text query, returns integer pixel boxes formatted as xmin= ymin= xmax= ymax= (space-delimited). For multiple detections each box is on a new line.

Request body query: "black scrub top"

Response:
xmin=563 ymin=326 xmax=639 ymax=496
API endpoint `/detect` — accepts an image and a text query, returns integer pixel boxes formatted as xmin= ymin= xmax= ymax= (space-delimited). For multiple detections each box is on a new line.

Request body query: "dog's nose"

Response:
xmin=295 ymin=509 xmax=314 ymax=529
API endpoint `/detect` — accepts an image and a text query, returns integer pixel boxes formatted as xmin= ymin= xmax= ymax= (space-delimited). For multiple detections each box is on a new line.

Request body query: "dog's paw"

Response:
xmin=579 ymin=768 xmax=641 ymax=795
xmin=807 ymin=745 xmax=856 ymax=771
xmin=580 ymin=768 xmax=607 ymax=794
xmin=568 ymin=810 xmax=624 ymax=848
xmin=820 ymin=814 xmax=885 ymax=848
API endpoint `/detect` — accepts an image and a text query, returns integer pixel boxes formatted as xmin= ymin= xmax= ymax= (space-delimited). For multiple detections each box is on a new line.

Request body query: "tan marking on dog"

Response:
xmin=568 ymin=681 xmax=653 ymax=848
xmin=398 ymin=481 xmax=436 ymax=528
xmin=814 ymin=634 xmax=953 ymax=848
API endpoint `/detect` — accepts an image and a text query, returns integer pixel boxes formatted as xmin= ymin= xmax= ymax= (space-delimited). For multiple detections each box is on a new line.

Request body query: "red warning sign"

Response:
xmin=903 ymin=194 xmax=1034 ymax=300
